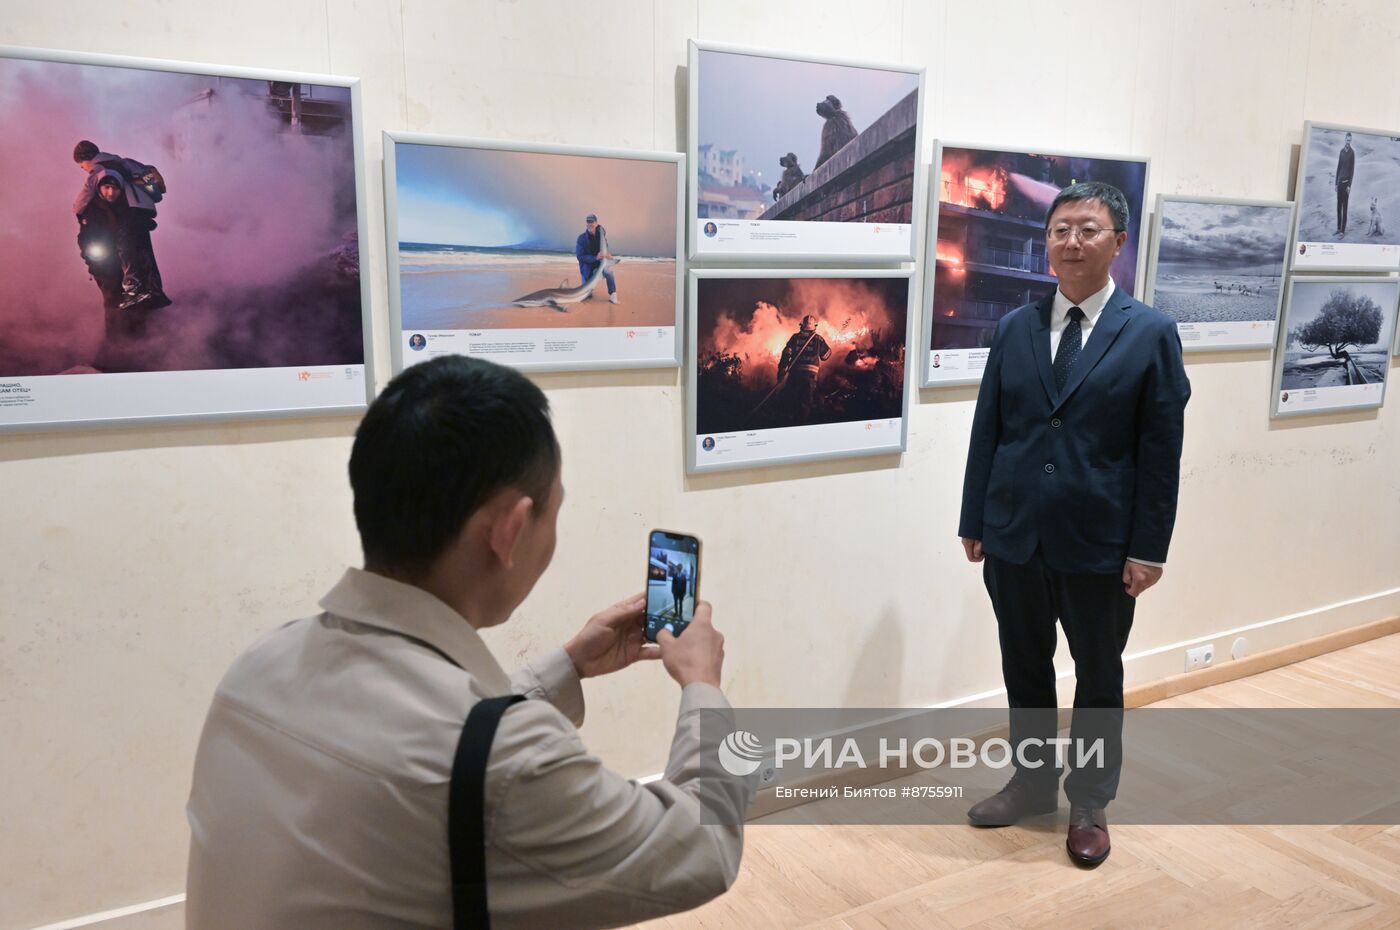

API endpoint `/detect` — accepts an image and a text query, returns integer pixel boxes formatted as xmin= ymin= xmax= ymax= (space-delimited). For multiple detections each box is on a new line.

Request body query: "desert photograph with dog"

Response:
xmin=1293 ymin=122 xmax=1400 ymax=271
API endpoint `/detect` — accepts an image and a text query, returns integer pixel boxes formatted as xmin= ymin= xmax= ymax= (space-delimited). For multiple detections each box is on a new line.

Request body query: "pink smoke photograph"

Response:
xmin=0 ymin=52 xmax=365 ymax=379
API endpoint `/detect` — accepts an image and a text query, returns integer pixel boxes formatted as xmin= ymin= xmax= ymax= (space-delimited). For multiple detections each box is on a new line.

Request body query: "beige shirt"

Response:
xmin=186 ymin=568 xmax=751 ymax=929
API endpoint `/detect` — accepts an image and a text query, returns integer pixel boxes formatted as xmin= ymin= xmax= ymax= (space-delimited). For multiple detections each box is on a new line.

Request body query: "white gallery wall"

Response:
xmin=3 ymin=0 xmax=1399 ymax=926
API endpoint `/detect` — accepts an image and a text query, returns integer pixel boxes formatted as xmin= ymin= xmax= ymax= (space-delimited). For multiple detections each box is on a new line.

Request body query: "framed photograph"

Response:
xmin=1144 ymin=195 xmax=1295 ymax=352
xmin=1291 ymin=121 xmax=1400 ymax=272
xmin=383 ymin=134 xmax=684 ymax=373
xmin=0 ymin=45 xmax=373 ymax=432
xmin=921 ymin=141 xmax=1150 ymax=387
xmin=687 ymin=41 xmax=924 ymax=263
xmin=1272 ymin=275 xmax=1397 ymax=417
xmin=688 ymin=268 xmax=913 ymax=473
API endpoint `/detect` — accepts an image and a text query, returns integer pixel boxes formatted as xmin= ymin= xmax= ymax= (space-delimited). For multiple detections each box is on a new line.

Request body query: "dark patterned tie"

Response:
xmin=1053 ymin=306 xmax=1085 ymax=393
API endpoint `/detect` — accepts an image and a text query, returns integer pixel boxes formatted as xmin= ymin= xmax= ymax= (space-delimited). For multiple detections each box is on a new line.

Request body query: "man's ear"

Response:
xmin=487 ymin=492 xmax=535 ymax=570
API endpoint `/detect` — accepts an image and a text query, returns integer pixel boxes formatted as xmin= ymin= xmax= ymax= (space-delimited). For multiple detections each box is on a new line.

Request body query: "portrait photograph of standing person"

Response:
xmin=1292 ymin=121 xmax=1400 ymax=272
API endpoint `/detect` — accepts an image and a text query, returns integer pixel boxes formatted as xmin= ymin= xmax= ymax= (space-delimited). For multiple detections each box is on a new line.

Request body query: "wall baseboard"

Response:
xmin=1115 ymin=588 xmax=1400 ymax=701
xmin=27 ymin=894 xmax=184 ymax=930
xmin=1125 ymin=613 xmax=1400 ymax=707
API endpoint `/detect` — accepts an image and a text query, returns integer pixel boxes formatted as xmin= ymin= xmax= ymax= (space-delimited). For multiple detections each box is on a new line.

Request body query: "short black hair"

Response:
xmin=1045 ymin=181 xmax=1130 ymax=233
xmin=73 ymin=140 xmax=99 ymax=163
xmin=349 ymin=356 xmax=560 ymax=576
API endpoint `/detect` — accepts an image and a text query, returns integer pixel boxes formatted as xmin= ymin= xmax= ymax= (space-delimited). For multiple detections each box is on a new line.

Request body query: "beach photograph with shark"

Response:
xmin=386 ymin=134 xmax=683 ymax=371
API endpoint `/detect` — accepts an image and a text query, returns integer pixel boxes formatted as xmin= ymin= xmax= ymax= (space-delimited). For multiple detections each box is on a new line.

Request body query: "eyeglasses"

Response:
xmin=1047 ymin=224 xmax=1123 ymax=243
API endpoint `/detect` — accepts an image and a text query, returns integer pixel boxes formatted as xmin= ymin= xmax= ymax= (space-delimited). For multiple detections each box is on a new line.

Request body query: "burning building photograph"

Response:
xmin=0 ymin=52 xmax=365 ymax=389
xmin=925 ymin=144 xmax=1148 ymax=363
xmin=694 ymin=274 xmax=909 ymax=437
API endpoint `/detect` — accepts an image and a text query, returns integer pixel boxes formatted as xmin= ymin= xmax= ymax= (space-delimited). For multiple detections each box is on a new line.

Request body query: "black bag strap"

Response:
xmin=449 ymin=694 xmax=527 ymax=930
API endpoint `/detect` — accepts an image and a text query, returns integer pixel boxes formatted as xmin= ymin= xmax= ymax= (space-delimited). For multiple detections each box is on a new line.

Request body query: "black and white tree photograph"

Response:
xmin=1275 ymin=276 xmax=1397 ymax=415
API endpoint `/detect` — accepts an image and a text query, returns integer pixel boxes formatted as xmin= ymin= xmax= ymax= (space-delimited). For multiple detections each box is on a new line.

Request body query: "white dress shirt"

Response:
xmin=1049 ymin=278 xmax=1115 ymax=362
xmin=187 ymin=568 xmax=752 ymax=929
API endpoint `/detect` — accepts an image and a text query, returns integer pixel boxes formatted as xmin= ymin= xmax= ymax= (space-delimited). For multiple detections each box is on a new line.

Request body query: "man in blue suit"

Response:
xmin=958 ymin=181 xmax=1190 ymax=867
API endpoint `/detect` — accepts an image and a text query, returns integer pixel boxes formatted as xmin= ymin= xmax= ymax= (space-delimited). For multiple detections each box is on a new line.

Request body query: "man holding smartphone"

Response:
xmin=187 ymin=356 xmax=751 ymax=929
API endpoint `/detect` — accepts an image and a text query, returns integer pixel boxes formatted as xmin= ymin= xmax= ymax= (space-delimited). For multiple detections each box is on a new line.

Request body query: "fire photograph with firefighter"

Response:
xmin=0 ymin=49 xmax=369 ymax=430
xmin=922 ymin=143 xmax=1148 ymax=386
xmin=689 ymin=270 xmax=912 ymax=472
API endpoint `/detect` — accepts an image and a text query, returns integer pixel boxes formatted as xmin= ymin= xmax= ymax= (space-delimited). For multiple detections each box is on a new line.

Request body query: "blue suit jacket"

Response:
xmin=958 ymin=286 xmax=1191 ymax=574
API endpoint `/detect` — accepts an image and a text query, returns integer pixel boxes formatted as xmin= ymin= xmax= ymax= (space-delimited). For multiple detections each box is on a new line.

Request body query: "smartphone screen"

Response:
xmin=644 ymin=530 xmax=701 ymax=642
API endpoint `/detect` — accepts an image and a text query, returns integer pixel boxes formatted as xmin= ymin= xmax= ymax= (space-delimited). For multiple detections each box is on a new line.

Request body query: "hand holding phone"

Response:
xmin=657 ymin=600 xmax=724 ymax=689
xmin=644 ymin=530 xmax=701 ymax=642
xmin=563 ymin=592 xmax=656 ymax=680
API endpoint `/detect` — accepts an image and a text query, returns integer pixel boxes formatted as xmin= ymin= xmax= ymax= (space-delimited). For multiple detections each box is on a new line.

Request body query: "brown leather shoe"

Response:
xmin=1066 ymin=804 xmax=1110 ymax=866
xmin=966 ymin=775 xmax=1058 ymax=826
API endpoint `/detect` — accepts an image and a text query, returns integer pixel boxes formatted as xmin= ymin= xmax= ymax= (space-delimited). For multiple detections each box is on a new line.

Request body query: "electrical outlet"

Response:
xmin=759 ymin=765 xmax=777 ymax=785
xmin=1185 ymin=644 xmax=1215 ymax=672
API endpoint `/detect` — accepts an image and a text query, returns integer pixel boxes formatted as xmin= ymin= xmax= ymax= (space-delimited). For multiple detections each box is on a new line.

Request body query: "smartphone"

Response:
xmin=644 ymin=530 xmax=702 ymax=642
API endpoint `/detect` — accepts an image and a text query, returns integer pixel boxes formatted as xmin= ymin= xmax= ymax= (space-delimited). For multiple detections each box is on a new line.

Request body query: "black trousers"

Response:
xmin=1338 ymin=180 xmax=1352 ymax=234
xmin=786 ymin=370 xmax=817 ymax=423
xmin=118 ymin=218 xmax=165 ymax=299
xmin=983 ymin=548 xmax=1135 ymax=807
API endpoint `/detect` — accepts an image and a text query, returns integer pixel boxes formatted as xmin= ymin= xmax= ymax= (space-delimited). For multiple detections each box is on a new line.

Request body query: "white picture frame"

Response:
xmin=1290 ymin=120 xmax=1400 ymax=274
xmin=0 ymin=44 xmax=375 ymax=432
xmin=687 ymin=40 xmax=925 ymax=264
xmin=687 ymin=267 xmax=915 ymax=474
xmin=1270 ymin=274 xmax=1398 ymax=418
xmin=383 ymin=132 xmax=685 ymax=374
xmin=1143 ymin=194 xmax=1295 ymax=352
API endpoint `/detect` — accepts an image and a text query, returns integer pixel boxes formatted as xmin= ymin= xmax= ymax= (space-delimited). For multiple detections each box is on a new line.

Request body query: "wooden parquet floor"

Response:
xmin=633 ymin=633 xmax=1400 ymax=930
